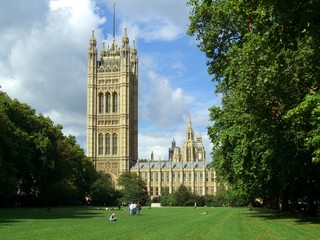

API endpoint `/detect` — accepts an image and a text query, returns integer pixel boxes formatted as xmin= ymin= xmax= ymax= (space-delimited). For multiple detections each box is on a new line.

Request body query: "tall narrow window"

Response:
xmin=105 ymin=133 xmax=110 ymax=155
xmin=112 ymin=133 xmax=117 ymax=155
xmin=98 ymin=133 xmax=103 ymax=155
xmin=211 ymin=172 xmax=215 ymax=181
xmin=106 ymin=92 xmax=111 ymax=113
xmin=155 ymin=172 xmax=158 ymax=182
xmin=112 ymin=92 xmax=118 ymax=112
xmin=98 ymin=93 xmax=104 ymax=113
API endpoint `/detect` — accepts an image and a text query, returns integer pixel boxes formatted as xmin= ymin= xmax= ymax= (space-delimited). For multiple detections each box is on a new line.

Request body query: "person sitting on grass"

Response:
xmin=109 ymin=213 xmax=117 ymax=221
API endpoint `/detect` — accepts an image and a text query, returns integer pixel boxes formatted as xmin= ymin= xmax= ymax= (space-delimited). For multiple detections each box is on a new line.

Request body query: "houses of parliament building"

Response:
xmin=86 ymin=27 xmax=220 ymax=199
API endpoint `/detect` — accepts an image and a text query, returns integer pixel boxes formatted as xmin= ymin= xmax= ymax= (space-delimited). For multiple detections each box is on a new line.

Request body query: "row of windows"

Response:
xmin=98 ymin=92 xmax=118 ymax=113
xmin=98 ymin=133 xmax=117 ymax=155
xmin=149 ymin=186 xmax=215 ymax=196
xmin=141 ymin=172 xmax=215 ymax=183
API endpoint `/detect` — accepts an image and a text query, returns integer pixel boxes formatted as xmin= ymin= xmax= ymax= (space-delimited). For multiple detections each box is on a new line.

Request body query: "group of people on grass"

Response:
xmin=109 ymin=202 xmax=142 ymax=221
xmin=128 ymin=202 xmax=142 ymax=216
xmin=109 ymin=204 xmax=208 ymax=222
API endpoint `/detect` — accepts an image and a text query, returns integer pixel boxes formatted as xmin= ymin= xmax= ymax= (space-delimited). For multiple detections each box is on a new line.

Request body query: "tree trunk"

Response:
xmin=279 ymin=189 xmax=289 ymax=211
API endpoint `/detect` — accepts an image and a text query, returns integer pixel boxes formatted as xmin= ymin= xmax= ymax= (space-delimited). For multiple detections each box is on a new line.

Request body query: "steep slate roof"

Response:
xmin=130 ymin=161 xmax=212 ymax=170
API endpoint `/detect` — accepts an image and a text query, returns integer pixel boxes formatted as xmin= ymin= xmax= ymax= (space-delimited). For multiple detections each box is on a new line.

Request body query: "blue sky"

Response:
xmin=0 ymin=0 xmax=220 ymax=160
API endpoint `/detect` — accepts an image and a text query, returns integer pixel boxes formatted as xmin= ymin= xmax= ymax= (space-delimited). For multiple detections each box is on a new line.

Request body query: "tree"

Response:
xmin=0 ymin=90 xmax=98 ymax=207
xmin=90 ymin=171 xmax=118 ymax=206
xmin=172 ymin=185 xmax=195 ymax=206
xmin=0 ymin=92 xmax=20 ymax=206
xmin=117 ymin=172 xmax=149 ymax=205
xmin=159 ymin=187 xmax=174 ymax=206
xmin=188 ymin=0 xmax=320 ymax=213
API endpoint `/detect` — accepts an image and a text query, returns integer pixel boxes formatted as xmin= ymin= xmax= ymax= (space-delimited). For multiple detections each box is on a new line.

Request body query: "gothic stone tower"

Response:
xmin=87 ymin=29 xmax=138 ymax=182
xmin=181 ymin=116 xmax=206 ymax=162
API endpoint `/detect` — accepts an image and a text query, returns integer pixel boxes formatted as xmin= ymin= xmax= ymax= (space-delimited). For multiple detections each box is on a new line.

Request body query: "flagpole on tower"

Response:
xmin=113 ymin=0 xmax=115 ymax=39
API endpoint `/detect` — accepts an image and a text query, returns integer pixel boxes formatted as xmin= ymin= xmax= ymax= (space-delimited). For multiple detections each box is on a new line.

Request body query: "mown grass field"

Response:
xmin=0 ymin=206 xmax=319 ymax=240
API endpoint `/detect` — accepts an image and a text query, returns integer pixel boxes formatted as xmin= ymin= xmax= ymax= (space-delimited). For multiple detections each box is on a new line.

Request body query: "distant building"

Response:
xmin=131 ymin=116 xmax=218 ymax=199
xmin=86 ymin=28 xmax=221 ymax=199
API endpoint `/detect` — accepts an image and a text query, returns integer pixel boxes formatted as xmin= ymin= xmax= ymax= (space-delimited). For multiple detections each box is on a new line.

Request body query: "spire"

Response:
xmin=122 ymin=26 xmax=129 ymax=47
xmin=88 ymin=29 xmax=97 ymax=58
xmin=186 ymin=114 xmax=194 ymax=142
xmin=171 ymin=137 xmax=176 ymax=148
xmin=188 ymin=114 xmax=193 ymax=130
xmin=100 ymin=41 xmax=107 ymax=59
xmin=131 ymin=39 xmax=137 ymax=55
xmin=89 ymin=29 xmax=96 ymax=47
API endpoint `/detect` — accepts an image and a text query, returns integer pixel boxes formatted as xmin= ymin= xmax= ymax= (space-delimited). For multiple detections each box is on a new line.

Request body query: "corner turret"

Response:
xmin=89 ymin=30 xmax=97 ymax=48
xmin=122 ymin=27 xmax=129 ymax=49
xmin=88 ymin=30 xmax=97 ymax=59
xmin=100 ymin=41 xmax=107 ymax=60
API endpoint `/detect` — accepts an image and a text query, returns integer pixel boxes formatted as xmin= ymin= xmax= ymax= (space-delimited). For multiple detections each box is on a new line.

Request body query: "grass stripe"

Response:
xmin=0 ymin=207 xmax=319 ymax=240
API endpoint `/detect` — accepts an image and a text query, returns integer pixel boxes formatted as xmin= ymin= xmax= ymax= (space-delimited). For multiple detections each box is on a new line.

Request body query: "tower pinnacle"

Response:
xmin=122 ymin=26 xmax=129 ymax=47
xmin=100 ymin=41 xmax=107 ymax=59
xmin=188 ymin=114 xmax=193 ymax=129
xmin=89 ymin=29 xmax=96 ymax=47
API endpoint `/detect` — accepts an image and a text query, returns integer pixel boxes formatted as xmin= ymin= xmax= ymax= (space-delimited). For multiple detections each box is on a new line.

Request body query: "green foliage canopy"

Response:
xmin=117 ymin=172 xmax=149 ymax=204
xmin=188 ymin=0 xmax=320 ymax=212
xmin=0 ymin=91 xmax=96 ymax=207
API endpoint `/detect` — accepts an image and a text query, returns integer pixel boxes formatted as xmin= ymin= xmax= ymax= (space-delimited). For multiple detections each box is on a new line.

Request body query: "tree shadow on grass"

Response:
xmin=244 ymin=208 xmax=320 ymax=224
xmin=0 ymin=207 xmax=104 ymax=227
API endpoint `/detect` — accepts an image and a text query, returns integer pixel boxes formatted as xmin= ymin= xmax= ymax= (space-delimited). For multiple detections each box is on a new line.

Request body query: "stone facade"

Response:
xmin=131 ymin=116 xmax=219 ymax=199
xmin=87 ymin=29 xmax=138 ymax=182
xmin=87 ymin=28 xmax=219 ymax=198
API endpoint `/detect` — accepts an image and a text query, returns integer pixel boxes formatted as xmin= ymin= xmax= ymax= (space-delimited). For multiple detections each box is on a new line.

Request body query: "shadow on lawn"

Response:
xmin=245 ymin=208 xmax=320 ymax=224
xmin=0 ymin=207 xmax=102 ymax=226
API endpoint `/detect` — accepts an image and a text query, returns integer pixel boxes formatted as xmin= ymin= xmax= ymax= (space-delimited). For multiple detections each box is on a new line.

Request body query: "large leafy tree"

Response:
xmin=0 ymin=91 xmax=96 ymax=207
xmin=0 ymin=92 xmax=20 ymax=204
xmin=118 ymin=172 xmax=149 ymax=205
xmin=172 ymin=185 xmax=195 ymax=206
xmin=90 ymin=171 xmax=118 ymax=205
xmin=188 ymin=0 xmax=320 ymax=212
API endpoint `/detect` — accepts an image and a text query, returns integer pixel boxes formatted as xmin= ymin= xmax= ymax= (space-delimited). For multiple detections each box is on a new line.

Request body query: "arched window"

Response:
xmin=112 ymin=92 xmax=118 ymax=113
xmin=106 ymin=92 xmax=111 ymax=113
xmin=112 ymin=133 xmax=117 ymax=155
xmin=105 ymin=133 xmax=110 ymax=155
xmin=98 ymin=93 xmax=104 ymax=113
xmin=98 ymin=133 xmax=103 ymax=155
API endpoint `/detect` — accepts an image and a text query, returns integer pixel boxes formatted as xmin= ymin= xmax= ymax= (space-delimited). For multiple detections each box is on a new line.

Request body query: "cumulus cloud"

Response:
xmin=141 ymin=71 xmax=189 ymax=127
xmin=102 ymin=0 xmax=189 ymax=42
xmin=0 ymin=0 xmax=218 ymax=160
xmin=138 ymin=129 xmax=186 ymax=161
xmin=0 ymin=0 xmax=106 ymax=148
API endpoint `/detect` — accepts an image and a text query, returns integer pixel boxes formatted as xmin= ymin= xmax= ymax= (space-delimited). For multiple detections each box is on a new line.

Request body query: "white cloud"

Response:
xmin=101 ymin=0 xmax=189 ymax=42
xmin=0 ymin=0 xmax=106 ymax=150
xmin=0 ymin=0 xmax=218 ymax=160
xmin=141 ymin=70 xmax=189 ymax=127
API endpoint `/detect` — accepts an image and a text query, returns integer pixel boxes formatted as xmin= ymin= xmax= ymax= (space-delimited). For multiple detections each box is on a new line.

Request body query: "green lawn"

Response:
xmin=0 ymin=206 xmax=319 ymax=240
